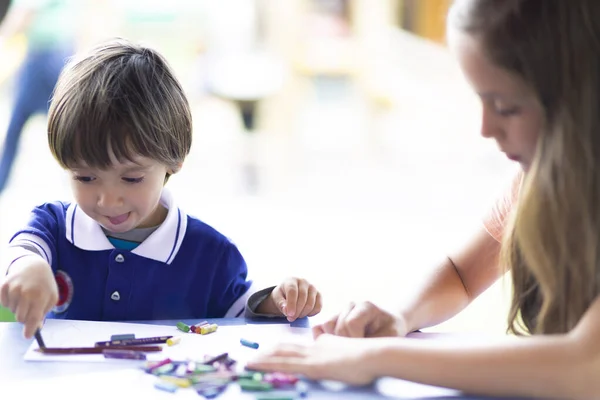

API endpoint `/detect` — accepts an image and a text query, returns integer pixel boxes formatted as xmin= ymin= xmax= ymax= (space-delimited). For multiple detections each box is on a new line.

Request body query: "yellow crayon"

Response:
xmin=166 ymin=336 xmax=181 ymax=346
xmin=200 ymin=323 xmax=218 ymax=335
xmin=160 ymin=375 xmax=192 ymax=388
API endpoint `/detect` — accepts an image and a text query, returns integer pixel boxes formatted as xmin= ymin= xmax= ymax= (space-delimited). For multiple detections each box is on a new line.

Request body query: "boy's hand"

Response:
xmin=261 ymin=277 xmax=322 ymax=322
xmin=0 ymin=257 xmax=58 ymax=338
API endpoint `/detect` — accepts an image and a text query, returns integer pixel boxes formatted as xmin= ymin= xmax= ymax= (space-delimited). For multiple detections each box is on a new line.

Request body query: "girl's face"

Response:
xmin=449 ymin=31 xmax=545 ymax=171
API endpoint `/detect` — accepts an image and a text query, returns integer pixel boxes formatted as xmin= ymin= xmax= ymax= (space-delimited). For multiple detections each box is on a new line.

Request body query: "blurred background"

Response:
xmin=0 ymin=0 xmax=518 ymax=333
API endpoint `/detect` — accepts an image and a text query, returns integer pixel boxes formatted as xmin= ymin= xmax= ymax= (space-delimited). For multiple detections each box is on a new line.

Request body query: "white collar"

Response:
xmin=64 ymin=189 xmax=187 ymax=264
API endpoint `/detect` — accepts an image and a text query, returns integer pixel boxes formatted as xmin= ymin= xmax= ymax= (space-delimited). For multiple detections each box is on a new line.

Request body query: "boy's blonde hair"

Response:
xmin=449 ymin=0 xmax=600 ymax=335
xmin=48 ymin=38 xmax=192 ymax=182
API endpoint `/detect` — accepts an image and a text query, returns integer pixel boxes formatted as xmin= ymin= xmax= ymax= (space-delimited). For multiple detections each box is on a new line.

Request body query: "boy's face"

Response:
xmin=68 ymin=156 xmax=176 ymax=233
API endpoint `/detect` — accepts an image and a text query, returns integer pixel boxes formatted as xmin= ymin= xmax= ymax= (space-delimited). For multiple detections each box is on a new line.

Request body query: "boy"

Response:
xmin=0 ymin=39 xmax=322 ymax=338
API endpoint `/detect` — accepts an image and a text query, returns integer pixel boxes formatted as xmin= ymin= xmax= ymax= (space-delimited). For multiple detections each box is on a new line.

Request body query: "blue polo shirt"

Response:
xmin=7 ymin=190 xmax=254 ymax=321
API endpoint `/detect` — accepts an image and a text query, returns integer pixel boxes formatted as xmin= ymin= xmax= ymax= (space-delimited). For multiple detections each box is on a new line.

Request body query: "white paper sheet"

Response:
xmin=16 ymin=320 xmax=468 ymax=399
xmin=24 ymin=319 xmax=312 ymax=364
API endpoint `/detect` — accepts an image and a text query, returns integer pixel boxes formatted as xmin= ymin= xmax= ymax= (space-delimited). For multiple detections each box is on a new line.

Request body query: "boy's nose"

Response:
xmin=97 ymin=190 xmax=123 ymax=209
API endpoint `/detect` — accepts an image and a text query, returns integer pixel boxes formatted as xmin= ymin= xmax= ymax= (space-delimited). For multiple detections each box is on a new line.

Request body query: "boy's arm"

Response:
xmin=0 ymin=203 xmax=62 ymax=337
xmin=248 ymin=278 xmax=322 ymax=321
xmin=245 ymin=286 xmax=278 ymax=318
xmin=213 ymin=242 xmax=320 ymax=320
xmin=209 ymin=241 xmax=256 ymax=318
xmin=1 ymin=242 xmax=46 ymax=276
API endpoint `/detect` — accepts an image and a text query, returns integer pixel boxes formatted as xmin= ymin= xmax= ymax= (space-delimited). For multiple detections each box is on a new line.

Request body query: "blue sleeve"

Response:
xmin=206 ymin=241 xmax=253 ymax=318
xmin=9 ymin=202 xmax=64 ymax=271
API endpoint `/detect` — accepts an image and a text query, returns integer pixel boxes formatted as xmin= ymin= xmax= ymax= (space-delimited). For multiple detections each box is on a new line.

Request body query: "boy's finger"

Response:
xmin=270 ymin=286 xmax=287 ymax=314
xmin=44 ymin=293 xmax=58 ymax=315
xmin=298 ymin=288 xmax=317 ymax=318
xmin=23 ymin=319 xmax=39 ymax=339
xmin=7 ymin=291 xmax=19 ymax=314
xmin=14 ymin=300 xmax=31 ymax=324
xmin=283 ymin=282 xmax=299 ymax=318
xmin=292 ymin=281 xmax=309 ymax=319
xmin=24 ymin=309 xmax=44 ymax=339
xmin=308 ymin=292 xmax=323 ymax=316
xmin=0 ymin=283 xmax=9 ymax=307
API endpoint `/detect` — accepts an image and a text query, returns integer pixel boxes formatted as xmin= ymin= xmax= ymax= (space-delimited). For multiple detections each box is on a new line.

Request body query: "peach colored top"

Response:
xmin=483 ymin=172 xmax=523 ymax=243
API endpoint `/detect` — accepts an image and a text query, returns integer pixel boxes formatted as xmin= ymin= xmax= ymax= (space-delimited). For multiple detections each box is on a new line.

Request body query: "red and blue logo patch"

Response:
xmin=53 ymin=270 xmax=73 ymax=313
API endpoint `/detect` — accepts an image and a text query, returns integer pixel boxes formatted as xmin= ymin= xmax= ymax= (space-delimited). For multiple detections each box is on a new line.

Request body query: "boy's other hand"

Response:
xmin=0 ymin=258 xmax=58 ymax=338
xmin=267 ymin=277 xmax=323 ymax=322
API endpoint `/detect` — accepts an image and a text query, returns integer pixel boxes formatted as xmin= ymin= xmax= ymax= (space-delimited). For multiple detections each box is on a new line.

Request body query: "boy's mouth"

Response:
xmin=108 ymin=213 xmax=130 ymax=225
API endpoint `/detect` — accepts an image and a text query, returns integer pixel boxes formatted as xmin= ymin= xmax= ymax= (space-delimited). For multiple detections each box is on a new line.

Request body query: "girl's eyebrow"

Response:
xmin=479 ymin=91 xmax=511 ymax=99
xmin=478 ymin=91 xmax=529 ymax=103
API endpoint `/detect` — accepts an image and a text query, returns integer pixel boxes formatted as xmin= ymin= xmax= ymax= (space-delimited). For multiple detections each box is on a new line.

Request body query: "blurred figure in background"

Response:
xmin=0 ymin=1 xmax=10 ymax=22
xmin=200 ymin=0 xmax=285 ymax=194
xmin=0 ymin=0 xmax=76 ymax=194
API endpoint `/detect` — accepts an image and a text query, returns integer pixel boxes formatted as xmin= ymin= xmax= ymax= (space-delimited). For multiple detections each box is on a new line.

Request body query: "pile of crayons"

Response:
xmin=177 ymin=320 xmax=218 ymax=335
xmin=43 ymin=321 xmax=307 ymax=398
xmin=145 ymin=353 xmax=308 ymax=398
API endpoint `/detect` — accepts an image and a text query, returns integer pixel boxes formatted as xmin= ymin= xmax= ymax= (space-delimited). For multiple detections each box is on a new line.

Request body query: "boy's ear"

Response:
xmin=168 ymin=162 xmax=183 ymax=175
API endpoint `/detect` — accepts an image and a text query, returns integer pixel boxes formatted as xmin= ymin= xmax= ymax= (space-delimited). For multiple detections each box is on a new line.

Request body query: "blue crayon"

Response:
xmin=110 ymin=333 xmax=135 ymax=341
xmin=296 ymin=381 xmax=309 ymax=397
xmin=102 ymin=349 xmax=147 ymax=360
xmin=240 ymin=338 xmax=259 ymax=349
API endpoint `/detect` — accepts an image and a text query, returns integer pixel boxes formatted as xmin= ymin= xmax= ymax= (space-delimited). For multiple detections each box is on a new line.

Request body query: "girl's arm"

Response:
xmin=371 ymin=297 xmax=600 ymax=399
xmin=249 ymin=297 xmax=600 ymax=399
xmin=314 ymin=225 xmax=504 ymax=337
xmin=400 ymin=225 xmax=503 ymax=332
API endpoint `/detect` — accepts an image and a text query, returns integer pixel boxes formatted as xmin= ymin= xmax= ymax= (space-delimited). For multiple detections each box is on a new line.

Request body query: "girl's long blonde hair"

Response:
xmin=449 ymin=0 xmax=600 ymax=334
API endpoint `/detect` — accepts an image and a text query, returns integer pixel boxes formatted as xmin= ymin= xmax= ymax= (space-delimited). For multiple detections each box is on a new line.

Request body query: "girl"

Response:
xmin=247 ymin=1 xmax=600 ymax=398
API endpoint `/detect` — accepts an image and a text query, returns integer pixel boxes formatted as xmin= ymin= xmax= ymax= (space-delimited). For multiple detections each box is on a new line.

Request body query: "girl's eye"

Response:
xmin=492 ymin=99 xmax=521 ymax=117
xmin=496 ymin=107 xmax=521 ymax=117
xmin=74 ymin=176 xmax=95 ymax=183
xmin=122 ymin=177 xmax=144 ymax=183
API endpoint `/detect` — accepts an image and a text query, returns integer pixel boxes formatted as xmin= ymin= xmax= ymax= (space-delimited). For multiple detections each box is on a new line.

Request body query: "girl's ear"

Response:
xmin=168 ymin=162 xmax=183 ymax=175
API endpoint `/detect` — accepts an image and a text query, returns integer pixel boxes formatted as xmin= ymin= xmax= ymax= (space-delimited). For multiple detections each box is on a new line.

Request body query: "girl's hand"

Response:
xmin=313 ymin=301 xmax=409 ymax=338
xmin=247 ymin=333 xmax=382 ymax=385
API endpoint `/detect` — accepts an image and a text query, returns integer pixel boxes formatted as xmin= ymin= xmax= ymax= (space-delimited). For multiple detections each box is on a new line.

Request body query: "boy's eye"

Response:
xmin=74 ymin=176 xmax=95 ymax=183
xmin=122 ymin=177 xmax=144 ymax=183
